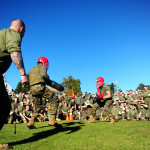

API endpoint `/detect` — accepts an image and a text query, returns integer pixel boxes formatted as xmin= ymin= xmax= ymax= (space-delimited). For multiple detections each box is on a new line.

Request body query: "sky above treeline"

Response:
xmin=1 ymin=0 xmax=150 ymax=94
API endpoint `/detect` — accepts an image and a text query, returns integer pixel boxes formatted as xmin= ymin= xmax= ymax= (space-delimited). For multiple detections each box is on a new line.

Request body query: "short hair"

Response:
xmin=11 ymin=19 xmax=25 ymax=28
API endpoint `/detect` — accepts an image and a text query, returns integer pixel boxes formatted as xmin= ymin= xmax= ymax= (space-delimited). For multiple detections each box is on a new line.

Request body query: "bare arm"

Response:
xmin=10 ymin=51 xmax=28 ymax=87
xmin=10 ymin=51 xmax=25 ymax=74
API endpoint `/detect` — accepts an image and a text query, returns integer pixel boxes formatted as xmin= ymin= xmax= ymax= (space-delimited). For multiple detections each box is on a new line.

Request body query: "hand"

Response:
xmin=98 ymin=93 xmax=103 ymax=99
xmin=21 ymin=75 xmax=29 ymax=87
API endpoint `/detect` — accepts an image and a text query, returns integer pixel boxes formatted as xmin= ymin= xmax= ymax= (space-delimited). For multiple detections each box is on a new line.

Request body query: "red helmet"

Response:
xmin=96 ymin=77 xmax=104 ymax=83
xmin=37 ymin=57 xmax=49 ymax=69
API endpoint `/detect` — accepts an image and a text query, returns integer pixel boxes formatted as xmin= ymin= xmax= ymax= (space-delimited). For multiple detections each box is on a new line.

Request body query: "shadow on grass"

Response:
xmin=9 ymin=121 xmax=85 ymax=147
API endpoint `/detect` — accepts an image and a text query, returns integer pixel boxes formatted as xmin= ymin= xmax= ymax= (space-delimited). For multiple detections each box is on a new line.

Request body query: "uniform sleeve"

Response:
xmin=5 ymin=29 xmax=21 ymax=53
xmin=105 ymin=85 xmax=111 ymax=92
xmin=141 ymin=92 xmax=147 ymax=98
xmin=39 ymin=64 xmax=64 ymax=91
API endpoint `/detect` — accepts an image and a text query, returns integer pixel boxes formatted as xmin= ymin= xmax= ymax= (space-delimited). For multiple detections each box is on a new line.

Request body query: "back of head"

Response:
xmin=10 ymin=19 xmax=25 ymax=29
xmin=10 ymin=19 xmax=25 ymax=37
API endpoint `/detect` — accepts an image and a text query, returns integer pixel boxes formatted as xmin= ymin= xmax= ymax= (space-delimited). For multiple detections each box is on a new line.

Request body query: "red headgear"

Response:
xmin=37 ymin=57 xmax=49 ymax=69
xmin=96 ymin=77 xmax=104 ymax=83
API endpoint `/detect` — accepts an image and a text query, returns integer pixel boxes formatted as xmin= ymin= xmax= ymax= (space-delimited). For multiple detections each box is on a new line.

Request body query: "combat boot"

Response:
xmin=48 ymin=115 xmax=62 ymax=128
xmin=48 ymin=115 xmax=56 ymax=126
xmin=88 ymin=115 xmax=96 ymax=123
xmin=109 ymin=116 xmax=115 ymax=124
xmin=27 ymin=117 xmax=36 ymax=129
xmin=0 ymin=144 xmax=9 ymax=150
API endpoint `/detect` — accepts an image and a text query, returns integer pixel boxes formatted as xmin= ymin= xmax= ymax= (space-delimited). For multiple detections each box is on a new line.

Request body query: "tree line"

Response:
xmin=14 ymin=75 xmax=150 ymax=94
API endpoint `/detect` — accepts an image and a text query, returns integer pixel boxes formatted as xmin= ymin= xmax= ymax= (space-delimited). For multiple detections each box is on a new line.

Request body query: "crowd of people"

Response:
xmin=7 ymin=85 xmax=150 ymax=125
xmin=0 ymin=18 xmax=150 ymax=150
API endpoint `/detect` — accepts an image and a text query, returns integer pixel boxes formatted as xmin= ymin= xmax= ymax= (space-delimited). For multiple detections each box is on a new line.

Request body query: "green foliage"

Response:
xmin=1 ymin=121 xmax=150 ymax=150
xmin=61 ymin=75 xmax=82 ymax=95
xmin=136 ymin=83 xmax=145 ymax=90
xmin=147 ymin=85 xmax=150 ymax=90
xmin=118 ymin=88 xmax=122 ymax=92
xmin=109 ymin=83 xmax=115 ymax=94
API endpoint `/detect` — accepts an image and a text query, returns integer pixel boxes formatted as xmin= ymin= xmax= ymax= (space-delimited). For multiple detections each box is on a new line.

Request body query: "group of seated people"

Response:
xmin=7 ymin=86 xmax=150 ymax=124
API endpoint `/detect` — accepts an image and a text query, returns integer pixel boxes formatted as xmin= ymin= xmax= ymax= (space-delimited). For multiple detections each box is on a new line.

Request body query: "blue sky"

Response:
xmin=1 ymin=0 xmax=150 ymax=94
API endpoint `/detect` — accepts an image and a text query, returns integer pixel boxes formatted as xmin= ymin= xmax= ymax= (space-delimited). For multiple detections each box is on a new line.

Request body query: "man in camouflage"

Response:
xmin=0 ymin=19 xmax=28 ymax=149
xmin=28 ymin=56 xmax=64 ymax=129
xmin=88 ymin=77 xmax=115 ymax=124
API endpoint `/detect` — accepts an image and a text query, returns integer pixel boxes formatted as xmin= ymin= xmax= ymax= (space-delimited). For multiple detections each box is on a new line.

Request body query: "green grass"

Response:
xmin=0 ymin=120 xmax=150 ymax=150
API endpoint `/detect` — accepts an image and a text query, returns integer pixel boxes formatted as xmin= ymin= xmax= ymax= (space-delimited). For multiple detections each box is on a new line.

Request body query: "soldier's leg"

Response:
xmin=104 ymin=100 xmax=115 ymax=124
xmin=88 ymin=102 xmax=99 ymax=123
xmin=43 ymin=88 xmax=59 ymax=126
xmin=28 ymin=86 xmax=45 ymax=129
xmin=87 ymin=108 xmax=92 ymax=120
xmin=47 ymin=110 xmax=51 ymax=121
xmin=0 ymin=75 xmax=11 ymax=149
xmin=48 ymin=102 xmax=59 ymax=126
xmin=126 ymin=112 xmax=130 ymax=120
xmin=81 ymin=109 xmax=88 ymax=120
xmin=27 ymin=96 xmax=43 ymax=129
xmin=0 ymin=75 xmax=11 ymax=130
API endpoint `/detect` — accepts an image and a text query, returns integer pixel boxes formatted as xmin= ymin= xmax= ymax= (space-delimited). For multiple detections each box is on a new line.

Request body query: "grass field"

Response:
xmin=0 ymin=120 xmax=150 ymax=150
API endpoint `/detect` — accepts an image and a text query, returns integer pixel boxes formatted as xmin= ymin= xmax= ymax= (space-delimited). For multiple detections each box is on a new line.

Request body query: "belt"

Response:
xmin=32 ymin=83 xmax=45 ymax=86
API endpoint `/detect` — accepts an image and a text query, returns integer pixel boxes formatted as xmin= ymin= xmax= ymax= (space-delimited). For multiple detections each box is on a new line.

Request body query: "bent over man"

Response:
xmin=0 ymin=19 xmax=28 ymax=149
xmin=28 ymin=56 xmax=64 ymax=129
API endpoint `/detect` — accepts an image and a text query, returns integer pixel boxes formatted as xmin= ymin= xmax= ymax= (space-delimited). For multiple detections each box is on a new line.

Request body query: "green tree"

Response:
xmin=136 ymin=83 xmax=145 ymax=90
xmin=109 ymin=83 xmax=115 ymax=94
xmin=61 ymin=75 xmax=82 ymax=95
xmin=118 ymin=88 xmax=122 ymax=92
xmin=147 ymin=85 xmax=150 ymax=90
xmin=14 ymin=81 xmax=22 ymax=93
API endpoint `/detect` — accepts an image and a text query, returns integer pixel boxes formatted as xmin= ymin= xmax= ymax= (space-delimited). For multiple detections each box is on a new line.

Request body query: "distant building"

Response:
xmin=4 ymin=73 xmax=13 ymax=94
xmin=4 ymin=81 xmax=13 ymax=94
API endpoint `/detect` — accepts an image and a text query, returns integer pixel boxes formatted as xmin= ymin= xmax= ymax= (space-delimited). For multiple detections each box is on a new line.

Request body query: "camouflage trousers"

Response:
xmin=30 ymin=85 xmax=59 ymax=118
xmin=89 ymin=99 xmax=113 ymax=116
xmin=0 ymin=74 xmax=11 ymax=130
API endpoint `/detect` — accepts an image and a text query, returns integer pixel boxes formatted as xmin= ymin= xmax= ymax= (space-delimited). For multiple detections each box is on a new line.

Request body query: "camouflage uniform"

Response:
xmin=89 ymin=84 xmax=114 ymax=124
xmin=30 ymin=86 xmax=59 ymax=118
xmin=28 ymin=63 xmax=63 ymax=128
xmin=0 ymin=28 xmax=22 ymax=130
xmin=126 ymin=104 xmax=138 ymax=120
xmin=111 ymin=104 xmax=119 ymax=120
xmin=90 ymin=84 xmax=112 ymax=116
xmin=63 ymin=94 xmax=70 ymax=104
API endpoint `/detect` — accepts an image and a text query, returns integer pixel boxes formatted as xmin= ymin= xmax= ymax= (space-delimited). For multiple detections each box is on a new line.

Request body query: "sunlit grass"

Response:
xmin=0 ymin=120 xmax=150 ymax=150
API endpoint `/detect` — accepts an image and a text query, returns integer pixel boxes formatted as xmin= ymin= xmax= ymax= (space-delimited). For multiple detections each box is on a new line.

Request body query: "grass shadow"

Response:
xmin=9 ymin=121 xmax=85 ymax=147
